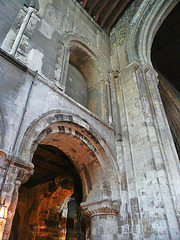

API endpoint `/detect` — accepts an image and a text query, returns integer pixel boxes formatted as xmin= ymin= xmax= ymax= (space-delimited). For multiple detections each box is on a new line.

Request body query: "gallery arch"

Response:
xmin=66 ymin=41 xmax=108 ymax=121
xmin=60 ymin=34 xmax=109 ymax=122
xmin=11 ymin=111 xmax=120 ymax=239
xmin=66 ymin=41 xmax=104 ymax=117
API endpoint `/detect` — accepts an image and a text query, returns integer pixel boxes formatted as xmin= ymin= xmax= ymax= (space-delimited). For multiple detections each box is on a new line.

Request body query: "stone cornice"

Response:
xmin=0 ymin=48 xmax=27 ymax=72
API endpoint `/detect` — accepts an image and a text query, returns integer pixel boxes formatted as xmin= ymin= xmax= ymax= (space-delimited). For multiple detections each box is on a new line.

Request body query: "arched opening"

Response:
xmin=9 ymin=144 xmax=84 ymax=240
xmin=11 ymin=112 xmax=119 ymax=239
xmin=65 ymin=41 xmax=108 ymax=120
xmin=151 ymin=2 xmax=180 ymax=158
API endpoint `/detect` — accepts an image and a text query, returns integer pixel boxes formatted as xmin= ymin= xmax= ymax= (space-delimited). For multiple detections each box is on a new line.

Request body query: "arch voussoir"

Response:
xmin=18 ymin=111 xmax=120 ymax=204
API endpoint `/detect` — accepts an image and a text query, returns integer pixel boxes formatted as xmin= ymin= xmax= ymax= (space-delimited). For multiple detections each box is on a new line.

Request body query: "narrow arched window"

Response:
xmin=65 ymin=41 xmax=108 ymax=121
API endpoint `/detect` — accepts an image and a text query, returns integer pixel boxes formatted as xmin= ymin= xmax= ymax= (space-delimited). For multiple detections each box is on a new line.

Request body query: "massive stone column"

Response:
xmin=81 ymin=198 xmax=120 ymax=240
xmin=114 ymin=61 xmax=180 ymax=239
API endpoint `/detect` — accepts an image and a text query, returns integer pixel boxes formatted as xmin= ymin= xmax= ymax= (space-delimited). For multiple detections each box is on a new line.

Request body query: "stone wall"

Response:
xmin=9 ymin=178 xmax=73 ymax=240
xmin=1 ymin=0 xmax=111 ymax=121
xmin=0 ymin=0 xmax=117 ymax=239
xmin=0 ymin=0 xmax=115 ymax=158
xmin=110 ymin=0 xmax=180 ymax=239
xmin=0 ymin=0 xmax=180 ymax=239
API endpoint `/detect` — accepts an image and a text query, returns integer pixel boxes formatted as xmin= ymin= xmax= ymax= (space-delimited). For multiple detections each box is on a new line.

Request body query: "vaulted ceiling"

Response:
xmin=76 ymin=0 xmax=132 ymax=34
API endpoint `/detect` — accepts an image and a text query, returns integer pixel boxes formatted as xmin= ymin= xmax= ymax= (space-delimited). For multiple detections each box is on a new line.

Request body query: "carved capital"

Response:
xmin=17 ymin=168 xmax=34 ymax=184
xmin=81 ymin=197 xmax=121 ymax=217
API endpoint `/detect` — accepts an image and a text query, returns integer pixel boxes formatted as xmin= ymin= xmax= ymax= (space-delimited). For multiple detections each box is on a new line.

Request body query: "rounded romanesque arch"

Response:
xmin=60 ymin=32 xmax=110 ymax=121
xmin=18 ymin=111 xmax=120 ymax=203
xmin=126 ymin=0 xmax=179 ymax=65
xmin=68 ymin=40 xmax=104 ymax=88
xmin=61 ymin=32 xmax=109 ymax=89
xmin=63 ymin=32 xmax=109 ymax=80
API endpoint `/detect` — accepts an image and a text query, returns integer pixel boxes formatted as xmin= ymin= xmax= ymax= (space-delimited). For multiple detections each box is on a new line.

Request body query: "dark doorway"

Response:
xmin=9 ymin=144 xmax=83 ymax=240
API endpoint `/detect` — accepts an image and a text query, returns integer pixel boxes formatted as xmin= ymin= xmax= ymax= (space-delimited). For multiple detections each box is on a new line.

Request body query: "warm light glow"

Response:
xmin=0 ymin=206 xmax=7 ymax=220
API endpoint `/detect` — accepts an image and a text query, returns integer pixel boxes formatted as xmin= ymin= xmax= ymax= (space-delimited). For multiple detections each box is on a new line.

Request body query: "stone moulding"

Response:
xmin=61 ymin=32 xmax=110 ymax=85
xmin=0 ymin=48 xmax=27 ymax=72
xmin=17 ymin=110 xmax=120 ymax=203
xmin=126 ymin=0 xmax=179 ymax=65
xmin=81 ymin=197 xmax=121 ymax=217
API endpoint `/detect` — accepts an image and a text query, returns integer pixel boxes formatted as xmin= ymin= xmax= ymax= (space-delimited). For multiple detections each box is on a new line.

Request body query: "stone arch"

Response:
xmin=63 ymin=32 xmax=109 ymax=80
xmin=17 ymin=110 xmax=120 ymax=203
xmin=126 ymin=0 xmax=179 ymax=65
xmin=61 ymin=32 xmax=109 ymax=121
xmin=68 ymin=40 xmax=104 ymax=87
xmin=61 ymin=32 xmax=108 ymax=87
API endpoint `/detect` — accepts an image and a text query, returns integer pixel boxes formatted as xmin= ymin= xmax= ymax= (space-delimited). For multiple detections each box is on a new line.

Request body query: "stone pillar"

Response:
xmin=81 ymin=198 xmax=120 ymax=240
xmin=0 ymin=153 xmax=33 ymax=240
xmin=2 ymin=180 xmax=21 ymax=240
xmin=115 ymin=61 xmax=180 ymax=239
xmin=142 ymin=63 xmax=180 ymax=229
xmin=60 ymin=46 xmax=70 ymax=90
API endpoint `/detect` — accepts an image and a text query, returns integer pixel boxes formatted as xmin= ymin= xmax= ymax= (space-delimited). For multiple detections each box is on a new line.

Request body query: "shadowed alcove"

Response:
xmin=65 ymin=41 xmax=108 ymax=121
xmin=151 ymin=2 xmax=180 ymax=158
xmin=9 ymin=144 xmax=84 ymax=240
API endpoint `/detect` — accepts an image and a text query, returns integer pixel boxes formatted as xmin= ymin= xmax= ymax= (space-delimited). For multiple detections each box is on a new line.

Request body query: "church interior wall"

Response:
xmin=0 ymin=0 xmax=179 ymax=239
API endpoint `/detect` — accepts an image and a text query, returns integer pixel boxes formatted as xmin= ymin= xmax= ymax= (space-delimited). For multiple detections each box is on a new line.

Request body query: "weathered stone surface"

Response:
xmin=9 ymin=177 xmax=73 ymax=240
xmin=0 ymin=0 xmax=179 ymax=239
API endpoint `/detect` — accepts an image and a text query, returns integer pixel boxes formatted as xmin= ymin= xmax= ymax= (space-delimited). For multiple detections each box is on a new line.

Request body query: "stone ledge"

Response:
xmin=0 ymin=48 xmax=27 ymax=72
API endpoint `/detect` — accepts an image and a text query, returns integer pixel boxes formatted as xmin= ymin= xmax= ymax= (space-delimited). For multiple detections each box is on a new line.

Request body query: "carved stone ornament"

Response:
xmin=24 ymin=0 xmax=39 ymax=11
xmin=81 ymin=197 xmax=121 ymax=217
xmin=17 ymin=168 xmax=34 ymax=184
